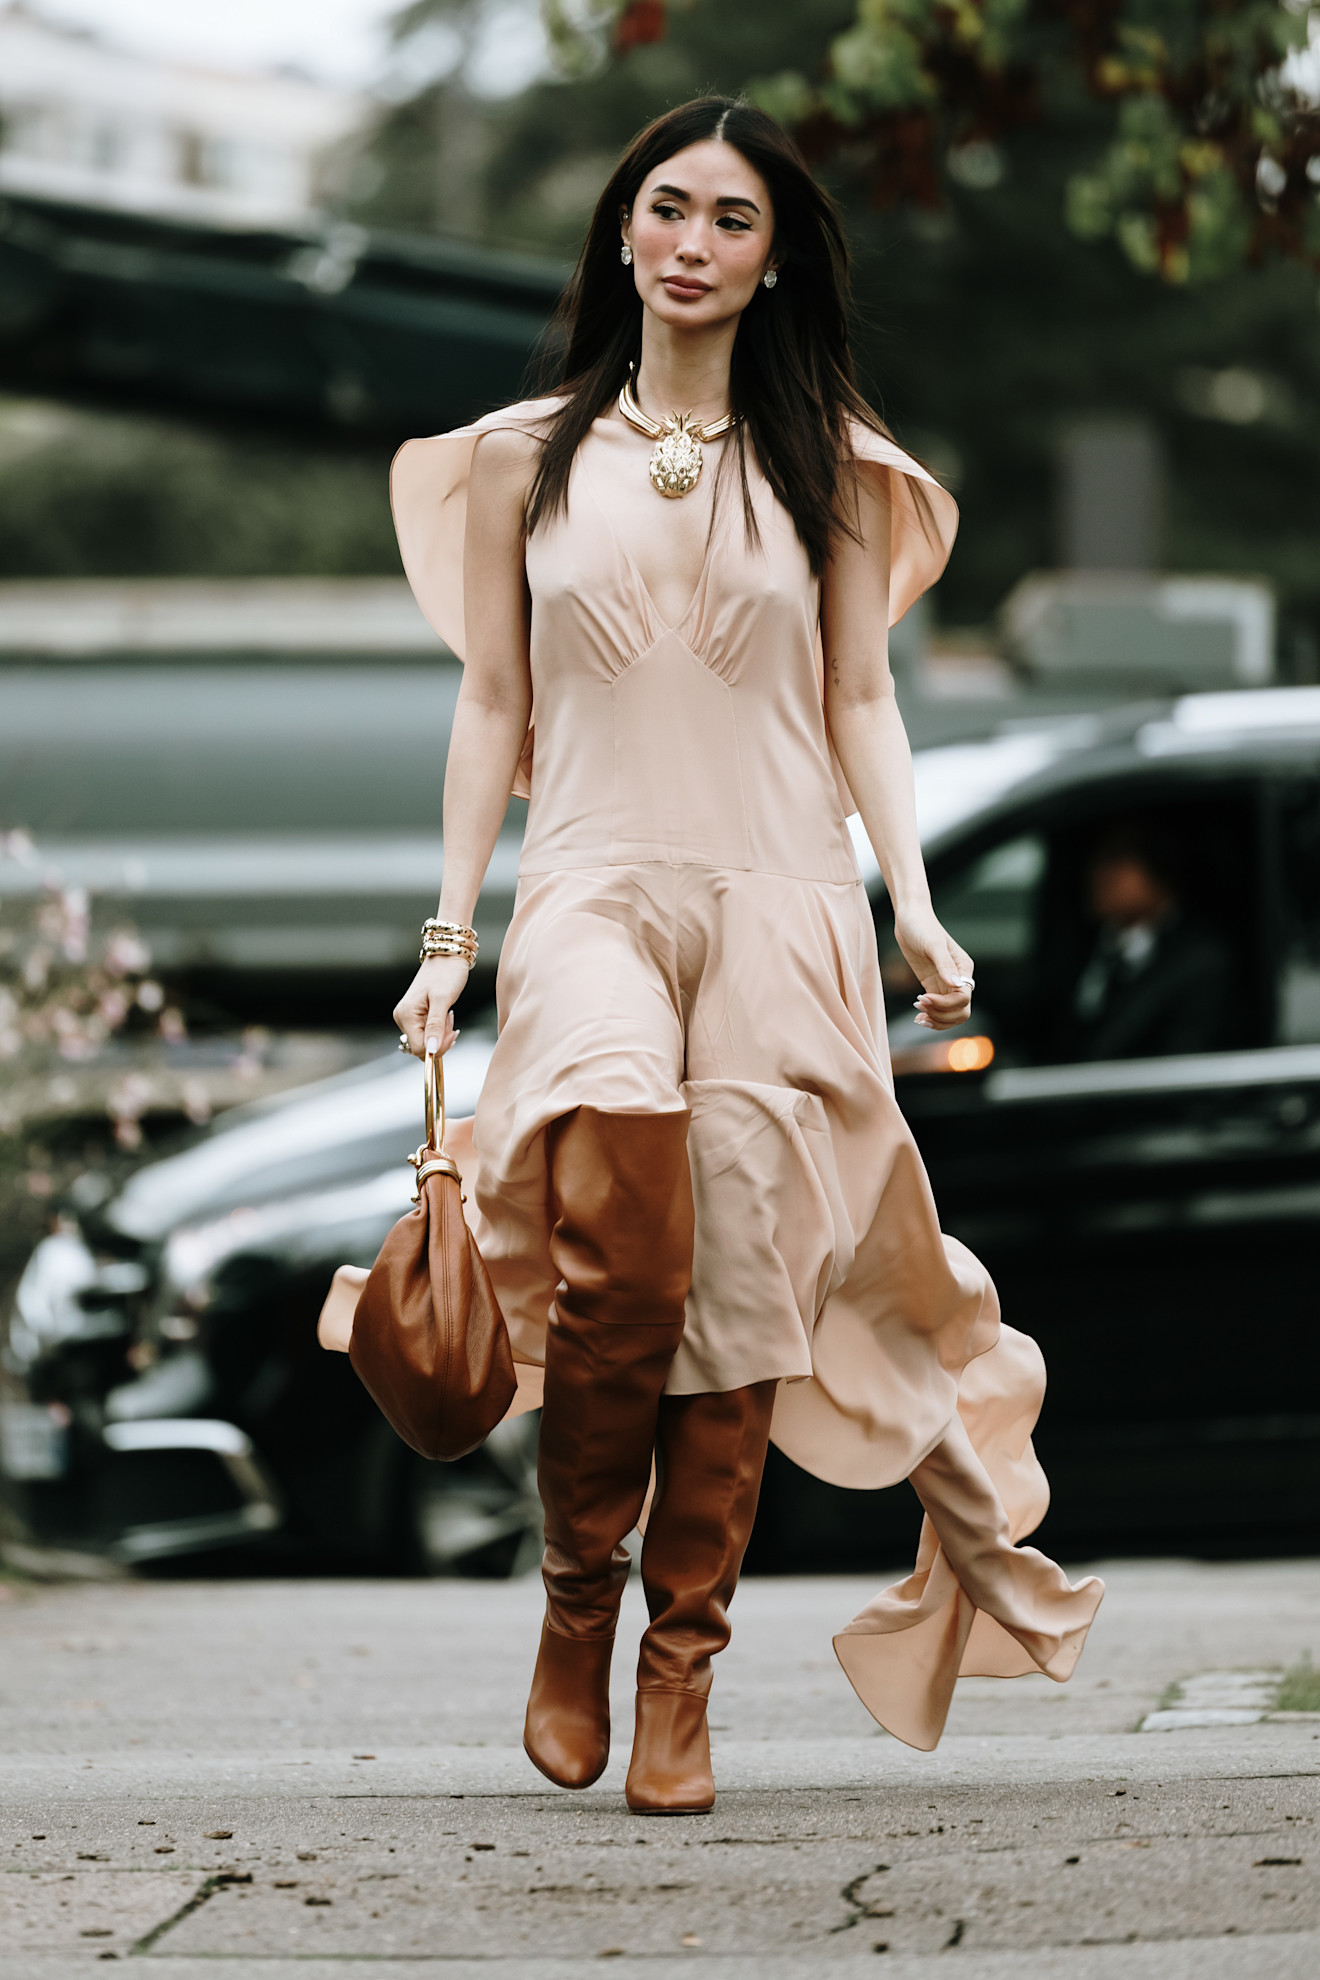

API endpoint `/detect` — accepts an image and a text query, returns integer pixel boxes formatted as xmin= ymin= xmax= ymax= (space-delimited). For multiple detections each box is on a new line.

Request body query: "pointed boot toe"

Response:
xmin=523 ymin=1624 xmax=613 ymax=1790
xmin=624 ymin=1691 xmax=715 ymax=1813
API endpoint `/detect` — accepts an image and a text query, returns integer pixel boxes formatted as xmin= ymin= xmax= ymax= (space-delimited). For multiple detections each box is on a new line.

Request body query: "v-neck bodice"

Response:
xmin=519 ymin=415 xmax=852 ymax=880
xmin=578 ymin=413 xmax=726 ymax=635
xmin=391 ymin=394 xmax=959 ymax=883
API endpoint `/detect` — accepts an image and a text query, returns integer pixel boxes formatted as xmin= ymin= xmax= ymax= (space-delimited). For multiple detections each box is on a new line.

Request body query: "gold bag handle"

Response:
xmin=424 ymin=1043 xmax=447 ymax=1154
xmin=411 ymin=1046 xmax=461 ymax=1196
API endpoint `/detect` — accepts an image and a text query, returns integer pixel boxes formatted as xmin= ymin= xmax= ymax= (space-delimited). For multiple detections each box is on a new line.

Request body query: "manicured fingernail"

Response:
xmin=425 ymin=1035 xmax=438 ymax=1053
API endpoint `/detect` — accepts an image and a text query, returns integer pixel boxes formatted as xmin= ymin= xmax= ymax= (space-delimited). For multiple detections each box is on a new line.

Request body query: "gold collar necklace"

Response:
xmin=617 ymin=372 xmax=738 ymax=499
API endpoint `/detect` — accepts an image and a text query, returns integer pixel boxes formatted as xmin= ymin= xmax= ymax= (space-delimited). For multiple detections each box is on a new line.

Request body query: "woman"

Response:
xmin=391 ymin=97 xmax=1103 ymax=1815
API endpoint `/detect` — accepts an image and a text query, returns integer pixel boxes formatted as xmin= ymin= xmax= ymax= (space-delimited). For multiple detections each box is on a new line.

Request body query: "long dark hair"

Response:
xmin=525 ymin=96 xmax=883 ymax=577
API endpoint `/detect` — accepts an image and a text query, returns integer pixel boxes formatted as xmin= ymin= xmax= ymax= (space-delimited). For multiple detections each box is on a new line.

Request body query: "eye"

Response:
xmin=715 ymin=214 xmax=752 ymax=233
xmin=650 ymin=201 xmax=683 ymax=221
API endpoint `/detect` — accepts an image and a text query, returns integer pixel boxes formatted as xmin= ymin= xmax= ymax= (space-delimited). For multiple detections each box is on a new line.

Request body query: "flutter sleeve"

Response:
xmin=389 ymin=396 xmax=562 ymax=800
xmin=848 ymin=419 xmax=959 ymax=624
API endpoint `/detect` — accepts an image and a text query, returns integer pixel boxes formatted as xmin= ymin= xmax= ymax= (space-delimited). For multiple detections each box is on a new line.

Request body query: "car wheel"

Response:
xmin=404 ymin=1410 xmax=543 ymax=1578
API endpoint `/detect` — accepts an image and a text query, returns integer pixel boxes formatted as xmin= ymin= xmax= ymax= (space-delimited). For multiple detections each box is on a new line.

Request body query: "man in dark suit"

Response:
xmin=1062 ymin=818 xmax=1235 ymax=1062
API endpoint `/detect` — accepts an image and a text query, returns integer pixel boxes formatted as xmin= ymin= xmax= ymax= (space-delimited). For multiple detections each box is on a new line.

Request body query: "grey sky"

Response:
xmin=46 ymin=0 xmax=550 ymax=94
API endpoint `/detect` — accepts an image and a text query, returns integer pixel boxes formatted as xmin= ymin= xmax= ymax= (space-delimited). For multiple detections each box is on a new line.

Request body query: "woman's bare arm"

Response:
xmin=393 ymin=427 xmax=536 ymax=1055
xmin=821 ymin=468 xmax=973 ymax=1032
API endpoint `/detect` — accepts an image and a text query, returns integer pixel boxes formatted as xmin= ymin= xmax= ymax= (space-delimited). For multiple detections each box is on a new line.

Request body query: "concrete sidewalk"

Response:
xmin=1 ymin=1560 xmax=1317 ymax=1975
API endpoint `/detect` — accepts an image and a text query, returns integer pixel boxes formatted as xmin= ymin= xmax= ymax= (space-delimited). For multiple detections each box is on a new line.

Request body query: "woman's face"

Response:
xmin=623 ymin=139 xmax=777 ymax=334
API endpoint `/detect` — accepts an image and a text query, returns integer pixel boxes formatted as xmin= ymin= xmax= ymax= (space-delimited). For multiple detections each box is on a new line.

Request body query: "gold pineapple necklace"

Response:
xmin=617 ymin=370 xmax=738 ymax=499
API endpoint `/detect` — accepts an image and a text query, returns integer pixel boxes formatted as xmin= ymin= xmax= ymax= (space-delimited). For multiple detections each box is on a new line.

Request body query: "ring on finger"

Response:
xmin=397 ymin=1033 xmax=410 ymax=1053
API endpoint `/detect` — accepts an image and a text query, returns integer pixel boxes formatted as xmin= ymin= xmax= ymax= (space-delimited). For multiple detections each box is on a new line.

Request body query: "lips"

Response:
xmin=663 ymin=276 xmax=712 ymax=298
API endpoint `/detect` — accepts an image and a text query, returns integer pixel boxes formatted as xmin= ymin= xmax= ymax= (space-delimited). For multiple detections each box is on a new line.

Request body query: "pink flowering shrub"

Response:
xmin=0 ymin=831 xmax=194 ymax=1281
xmin=0 ymin=830 xmax=190 ymax=1144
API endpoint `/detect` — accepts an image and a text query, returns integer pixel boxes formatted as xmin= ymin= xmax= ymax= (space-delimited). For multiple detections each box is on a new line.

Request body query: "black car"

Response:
xmin=0 ymin=1040 xmax=540 ymax=1577
xmin=4 ymin=687 xmax=1320 ymax=1572
xmin=765 ymin=687 xmax=1320 ymax=1566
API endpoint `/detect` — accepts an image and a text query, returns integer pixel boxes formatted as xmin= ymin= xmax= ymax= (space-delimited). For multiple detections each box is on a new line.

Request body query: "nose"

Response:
xmin=674 ymin=224 xmax=710 ymax=266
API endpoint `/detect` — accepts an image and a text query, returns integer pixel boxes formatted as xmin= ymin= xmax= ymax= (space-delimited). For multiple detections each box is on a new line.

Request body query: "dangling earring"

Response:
xmin=620 ymin=243 xmax=633 ymax=267
xmin=763 ymin=268 xmax=778 ymax=290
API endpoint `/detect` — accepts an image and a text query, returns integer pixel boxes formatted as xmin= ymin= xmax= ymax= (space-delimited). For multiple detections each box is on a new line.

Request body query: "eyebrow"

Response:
xmin=652 ymin=183 xmax=762 ymax=215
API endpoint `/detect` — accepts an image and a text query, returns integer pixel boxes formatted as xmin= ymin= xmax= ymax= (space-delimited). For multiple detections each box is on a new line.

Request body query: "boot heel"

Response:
xmin=624 ymin=1691 xmax=715 ymax=1813
xmin=523 ymin=1623 xmax=613 ymax=1790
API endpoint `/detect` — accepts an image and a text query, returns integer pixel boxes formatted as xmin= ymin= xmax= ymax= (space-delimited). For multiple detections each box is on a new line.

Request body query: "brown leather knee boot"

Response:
xmin=523 ymin=1106 xmax=693 ymax=1791
xmin=625 ymin=1380 xmax=777 ymax=1814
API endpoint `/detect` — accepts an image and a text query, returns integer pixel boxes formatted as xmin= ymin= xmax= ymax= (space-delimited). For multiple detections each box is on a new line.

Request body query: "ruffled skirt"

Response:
xmin=449 ymin=862 xmax=1102 ymax=1748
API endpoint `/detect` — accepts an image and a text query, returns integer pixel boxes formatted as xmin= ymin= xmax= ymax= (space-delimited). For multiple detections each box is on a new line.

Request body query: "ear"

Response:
xmin=619 ymin=202 xmax=632 ymax=245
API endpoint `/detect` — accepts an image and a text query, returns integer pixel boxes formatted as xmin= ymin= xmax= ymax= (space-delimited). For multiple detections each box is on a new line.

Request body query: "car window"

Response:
xmin=931 ymin=833 xmax=1046 ymax=963
xmin=891 ymin=789 xmax=1263 ymax=1069
xmin=1278 ymin=780 xmax=1320 ymax=1043
xmin=879 ymin=830 xmax=1047 ymax=1062
xmin=1028 ymin=790 xmax=1259 ymax=1065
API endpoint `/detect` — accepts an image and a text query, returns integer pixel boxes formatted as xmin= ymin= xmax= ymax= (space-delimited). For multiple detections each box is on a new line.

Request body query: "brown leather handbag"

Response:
xmin=348 ymin=1048 xmax=516 ymax=1461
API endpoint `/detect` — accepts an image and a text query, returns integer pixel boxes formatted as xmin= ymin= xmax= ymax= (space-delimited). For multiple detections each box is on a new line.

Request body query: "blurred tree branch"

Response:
xmin=524 ymin=1 xmax=1320 ymax=280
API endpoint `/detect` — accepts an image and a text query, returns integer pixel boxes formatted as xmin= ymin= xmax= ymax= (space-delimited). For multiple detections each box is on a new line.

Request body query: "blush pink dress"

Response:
xmin=392 ymin=398 xmax=1103 ymax=1752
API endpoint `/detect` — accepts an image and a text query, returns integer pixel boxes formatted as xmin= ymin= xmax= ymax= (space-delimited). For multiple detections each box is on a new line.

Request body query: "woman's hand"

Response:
xmin=894 ymin=906 xmax=975 ymax=1031
xmin=392 ymin=956 xmax=470 ymax=1057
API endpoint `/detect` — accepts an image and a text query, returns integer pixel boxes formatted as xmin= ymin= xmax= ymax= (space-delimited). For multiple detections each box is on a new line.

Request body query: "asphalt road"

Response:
xmin=1 ymin=1559 xmax=1318 ymax=1978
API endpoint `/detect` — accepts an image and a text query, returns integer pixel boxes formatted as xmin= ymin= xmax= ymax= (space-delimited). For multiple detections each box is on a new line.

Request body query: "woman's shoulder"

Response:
xmin=409 ymin=394 xmax=564 ymax=452
xmin=468 ymin=392 xmax=566 ymax=438
xmin=390 ymin=397 xmax=563 ymax=655
xmin=393 ymin=393 xmax=561 ymax=481
xmin=467 ymin=422 xmax=540 ymax=491
xmin=391 ymin=395 xmax=563 ymax=534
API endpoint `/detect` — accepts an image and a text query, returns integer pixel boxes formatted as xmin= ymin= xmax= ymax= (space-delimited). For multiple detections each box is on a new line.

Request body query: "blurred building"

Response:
xmin=989 ymin=415 xmax=1278 ymax=694
xmin=1056 ymin=419 xmax=1164 ymax=574
xmin=0 ymin=2 xmax=362 ymax=228
xmin=0 ymin=576 xmax=523 ymax=1026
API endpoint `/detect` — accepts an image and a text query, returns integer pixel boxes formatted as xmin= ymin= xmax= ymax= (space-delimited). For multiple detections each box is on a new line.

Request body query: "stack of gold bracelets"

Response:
xmin=419 ymin=917 xmax=479 ymax=967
